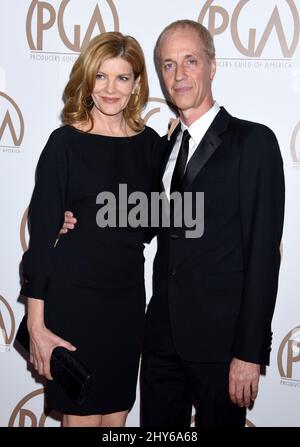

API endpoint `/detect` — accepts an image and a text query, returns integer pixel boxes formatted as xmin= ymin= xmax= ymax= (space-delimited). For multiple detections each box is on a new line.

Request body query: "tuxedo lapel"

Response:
xmin=182 ymin=107 xmax=231 ymax=191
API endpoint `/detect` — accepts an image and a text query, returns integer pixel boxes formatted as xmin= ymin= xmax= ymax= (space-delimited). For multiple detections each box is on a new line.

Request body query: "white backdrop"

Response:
xmin=0 ymin=0 xmax=300 ymax=427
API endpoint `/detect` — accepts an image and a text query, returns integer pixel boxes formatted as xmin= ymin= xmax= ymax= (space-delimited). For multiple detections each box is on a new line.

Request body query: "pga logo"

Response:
xmin=198 ymin=0 xmax=300 ymax=58
xmin=26 ymin=0 xmax=119 ymax=53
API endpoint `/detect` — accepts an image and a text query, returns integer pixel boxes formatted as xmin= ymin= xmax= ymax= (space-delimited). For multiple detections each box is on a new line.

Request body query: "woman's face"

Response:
xmin=91 ymin=57 xmax=138 ymax=117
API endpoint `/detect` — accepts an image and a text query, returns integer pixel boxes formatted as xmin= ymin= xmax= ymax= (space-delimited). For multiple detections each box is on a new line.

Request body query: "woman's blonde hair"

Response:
xmin=62 ymin=32 xmax=149 ymax=132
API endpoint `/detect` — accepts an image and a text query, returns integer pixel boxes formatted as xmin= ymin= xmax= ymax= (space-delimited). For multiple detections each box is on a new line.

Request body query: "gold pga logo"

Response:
xmin=198 ymin=0 xmax=300 ymax=59
xmin=143 ymin=97 xmax=176 ymax=137
xmin=291 ymin=120 xmax=300 ymax=168
xmin=20 ymin=207 xmax=29 ymax=252
xmin=0 ymin=91 xmax=25 ymax=152
xmin=0 ymin=295 xmax=16 ymax=352
xmin=8 ymin=389 xmax=59 ymax=427
xmin=26 ymin=0 xmax=119 ymax=55
xmin=278 ymin=326 xmax=300 ymax=387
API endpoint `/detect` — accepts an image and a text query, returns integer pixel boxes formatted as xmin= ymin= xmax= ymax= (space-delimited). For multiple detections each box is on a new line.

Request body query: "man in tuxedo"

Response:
xmin=61 ymin=20 xmax=284 ymax=427
xmin=139 ymin=20 xmax=285 ymax=427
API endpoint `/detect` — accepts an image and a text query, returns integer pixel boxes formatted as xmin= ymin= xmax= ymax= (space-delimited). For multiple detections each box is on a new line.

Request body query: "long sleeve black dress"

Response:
xmin=21 ymin=124 xmax=161 ymax=415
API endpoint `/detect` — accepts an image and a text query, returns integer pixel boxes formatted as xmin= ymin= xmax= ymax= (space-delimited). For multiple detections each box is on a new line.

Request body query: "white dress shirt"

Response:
xmin=163 ymin=102 xmax=220 ymax=199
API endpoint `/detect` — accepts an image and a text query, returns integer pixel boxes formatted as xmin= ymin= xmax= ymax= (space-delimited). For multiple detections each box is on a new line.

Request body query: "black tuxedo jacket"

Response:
xmin=148 ymin=107 xmax=285 ymax=365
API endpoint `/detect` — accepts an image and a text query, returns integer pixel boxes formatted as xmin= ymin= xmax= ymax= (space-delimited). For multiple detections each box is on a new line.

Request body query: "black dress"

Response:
xmin=21 ymin=124 xmax=161 ymax=415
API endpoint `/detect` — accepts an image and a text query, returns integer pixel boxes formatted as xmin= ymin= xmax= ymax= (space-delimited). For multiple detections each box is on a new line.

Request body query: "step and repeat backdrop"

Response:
xmin=0 ymin=0 xmax=300 ymax=427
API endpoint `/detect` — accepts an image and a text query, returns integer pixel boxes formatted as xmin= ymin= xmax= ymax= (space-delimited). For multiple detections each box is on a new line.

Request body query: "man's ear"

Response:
xmin=210 ymin=58 xmax=216 ymax=81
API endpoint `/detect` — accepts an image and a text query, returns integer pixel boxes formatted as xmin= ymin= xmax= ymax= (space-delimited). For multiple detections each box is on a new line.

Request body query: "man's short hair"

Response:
xmin=154 ymin=20 xmax=215 ymax=73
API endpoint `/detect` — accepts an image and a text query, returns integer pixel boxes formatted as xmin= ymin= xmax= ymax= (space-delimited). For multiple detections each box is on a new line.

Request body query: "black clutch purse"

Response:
xmin=15 ymin=314 xmax=93 ymax=405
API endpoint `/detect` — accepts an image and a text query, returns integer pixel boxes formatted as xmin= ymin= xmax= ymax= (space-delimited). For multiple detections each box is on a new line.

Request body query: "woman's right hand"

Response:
xmin=59 ymin=211 xmax=77 ymax=235
xmin=28 ymin=325 xmax=77 ymax=380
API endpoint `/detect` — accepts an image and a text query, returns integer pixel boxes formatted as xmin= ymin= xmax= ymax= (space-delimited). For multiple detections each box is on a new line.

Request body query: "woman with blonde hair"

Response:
xmin=20 ymin=32 xmax=161 ymax=427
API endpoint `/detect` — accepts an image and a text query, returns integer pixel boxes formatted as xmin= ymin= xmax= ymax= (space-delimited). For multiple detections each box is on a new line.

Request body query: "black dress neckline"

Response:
xmin=65 ymin=124 xmax=146 ymax=140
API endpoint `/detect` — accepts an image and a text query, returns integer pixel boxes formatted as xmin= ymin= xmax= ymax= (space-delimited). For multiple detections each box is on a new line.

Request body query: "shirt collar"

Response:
xmin=180 ymin=101 xmax=220 ymax=145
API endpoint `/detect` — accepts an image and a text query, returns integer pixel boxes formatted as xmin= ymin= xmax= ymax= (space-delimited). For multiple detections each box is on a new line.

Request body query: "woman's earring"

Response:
xmin=131 ymin=91 xmax=139 ymax=106
xmin=83 ymin=96 xmax=94 ymax=108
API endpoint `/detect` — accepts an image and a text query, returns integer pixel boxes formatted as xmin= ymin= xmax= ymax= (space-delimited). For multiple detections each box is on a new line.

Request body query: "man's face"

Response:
xmin=159 ymin=27 xmax=216 ymax=119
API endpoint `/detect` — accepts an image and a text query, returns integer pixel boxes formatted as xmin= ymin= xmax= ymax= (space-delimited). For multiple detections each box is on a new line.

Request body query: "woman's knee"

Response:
xmin=101 ymin=410 xmax=128 ymax=427
xmin=63 ymin=414 xmax=102 ymax=427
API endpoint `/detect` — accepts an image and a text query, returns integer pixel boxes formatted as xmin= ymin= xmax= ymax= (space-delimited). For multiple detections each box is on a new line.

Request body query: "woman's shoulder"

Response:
xmin=48 ymin=124 xmax=74 ymax=140
xmin=39 ymin=125 xmax=74 ymax=163
xmin=44 ymin=124 xmax=79 ymax=150
xmin=143 ymin=125 xmax=161 ymax=140
xmin=142 ymin=126 xmax=165 ymax=152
